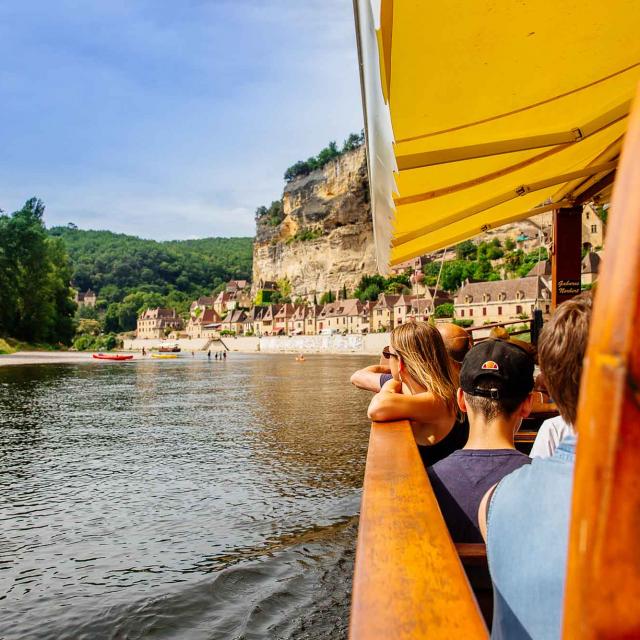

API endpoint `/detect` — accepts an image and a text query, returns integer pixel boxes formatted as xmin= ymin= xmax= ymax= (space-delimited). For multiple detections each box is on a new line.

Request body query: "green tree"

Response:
xmin=434 ymin=303 xmax=454 ymax=318
xmin=455 ymin=240 xmax=477 ymax=260
xmin=320 ymin=291 xmax=335 ymax=304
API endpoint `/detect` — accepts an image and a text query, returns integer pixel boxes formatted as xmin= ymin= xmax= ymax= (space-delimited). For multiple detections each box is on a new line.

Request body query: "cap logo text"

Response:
xmin=481 ymin=360 xmax=499 ymax=370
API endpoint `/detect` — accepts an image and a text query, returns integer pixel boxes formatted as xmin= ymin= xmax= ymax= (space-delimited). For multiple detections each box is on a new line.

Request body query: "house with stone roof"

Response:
xmin=581 ymin=251 xmax=601 ymax=286
xmin=526 ymin=260 xmax=552 ymax=277
xmin=220 ymin=309 xmax=247 ymax=335
xmin=185 ymin=307 xmax=221 ymax=339
xmin=316 ymin=299 xmax=369 ymax=334
xmin=273 ymin=303 xmax=296 ymax=335
xmin=454 ymin=276 xmax=551 ymax=326
xmin=75 ymin=289 xmax=97 ymax=308
xmin=240 ymin=306 xmax=266 ymax=336
xmin=214 ymin=291 xmax=235 ymax=316
xmin=137 ymin=308 xmax=184 ymax=339
xmin=371 ymin=294 xmax=400 ymax=332
xmin=303 ymin=305 xmax=323 ymax=335
xmin=189 ymin=296 xmax=216 ymax=315
xmin=254 ymin=304 xmax=281 ymax=336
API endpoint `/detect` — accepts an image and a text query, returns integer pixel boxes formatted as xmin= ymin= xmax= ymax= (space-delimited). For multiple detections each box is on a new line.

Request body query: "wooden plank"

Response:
xmin=563 ymin=85 xmax=640 ymax=638
xmin=349 ymin=421 xmax=488 ymax=639
xmin=551 ymin=205 xmax=582 ymax=308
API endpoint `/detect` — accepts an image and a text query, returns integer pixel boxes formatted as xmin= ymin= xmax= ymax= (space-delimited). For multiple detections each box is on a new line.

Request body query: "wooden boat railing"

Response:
xmin=349 ymin=420 xmax=488 ymax=639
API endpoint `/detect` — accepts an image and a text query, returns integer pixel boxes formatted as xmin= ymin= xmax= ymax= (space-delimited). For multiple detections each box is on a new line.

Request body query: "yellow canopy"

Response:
xmin=354 ymin=0 xmax=640 ymax=270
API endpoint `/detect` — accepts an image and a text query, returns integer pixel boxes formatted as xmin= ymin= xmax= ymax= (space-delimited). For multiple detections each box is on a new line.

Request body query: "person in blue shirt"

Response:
xmin=478 ymin=294 xmax=592 ymax=639
xmin=428 ymin=339 xmax=535 ymax=542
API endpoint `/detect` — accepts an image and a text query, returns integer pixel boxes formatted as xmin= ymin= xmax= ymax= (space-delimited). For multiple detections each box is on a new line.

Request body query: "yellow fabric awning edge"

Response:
xmin=354 ymin=0 xmax=640 ymax=271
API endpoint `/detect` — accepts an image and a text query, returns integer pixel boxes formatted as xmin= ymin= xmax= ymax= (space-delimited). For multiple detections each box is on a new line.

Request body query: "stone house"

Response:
xmin=581 ymin=251 xmax=601 ymax=286
xmin=290 ymin=304 xmax=310 ymax=335
xmin=240 ymin=307 xmax=265 ymax=335
xmin=185 ymin=307 xmax=221 ymax=339
xmin=254 ymin=304 xmax=280 ymax=336
xmin=190 ymin=296 xmax=215 ymax=315
xmin=274 ymin=303 xmax=296 ymax=335
xmin=393 ymin=294 xmax=415 ymax=327
xmin=316 ymin=299 xmax=368 ymax=334
xmin=582 ymin=203 xmax=605 ymax=251
xmin=214 ymin=291 xmax=235 ymax=316
xmin=454 ymin=276 xmax=551 ymax=326
xmin=303 ymin=305 xmax=323 ymax=335
xmin=75 ymin=289 xmax=97 ymax=308
xmin=220 ymin=309 xmax=247 ymax=335
xmin=371 ymin=294 xmax=400 ymax=332
xmin=137 ymin=308 xmax=184 ymax=339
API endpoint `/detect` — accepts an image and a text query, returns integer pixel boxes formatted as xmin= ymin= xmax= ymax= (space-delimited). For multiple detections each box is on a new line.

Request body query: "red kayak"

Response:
xmin=92 ymin=353 xmax=134 ymax=361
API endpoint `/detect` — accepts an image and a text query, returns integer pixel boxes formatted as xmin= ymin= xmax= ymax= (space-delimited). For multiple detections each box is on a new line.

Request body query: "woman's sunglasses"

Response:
xmin=382 ymin=346 xmax=399 ymax=360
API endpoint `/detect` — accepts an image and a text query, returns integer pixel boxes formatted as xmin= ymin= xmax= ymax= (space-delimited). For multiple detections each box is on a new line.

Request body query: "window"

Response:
xmin=498 ymin=306 xmax=502 ymax=315
xmin=591 ymin=224 xmax=597 ymax=233
xmin=545 ymin=305 xmax=550 ymax=313
xmin=469 ymin=309 xmax=473 ymax=317
xmin=483 ymin=293 xmax=491 ymax=303
xmin=460 ymin=309 xmax=465 ymax=317
xmin=483 ymin=307 xmax=487 ymax=316
xmin=516 ymin=305 xmax=523 ymax=314
xmin=586 ymin=211 xmax=590 ymax=219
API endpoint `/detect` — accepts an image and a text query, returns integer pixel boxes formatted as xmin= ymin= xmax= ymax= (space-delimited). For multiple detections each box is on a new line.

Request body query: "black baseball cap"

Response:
xmin=460 ymin=339 xmax=534 ymax=400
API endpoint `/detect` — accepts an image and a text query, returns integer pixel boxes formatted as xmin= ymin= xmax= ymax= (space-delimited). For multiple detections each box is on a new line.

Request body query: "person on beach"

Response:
xmin=207 ymin=350 xmax=211 ymax=360
xmin=350 ymin=322 xmax=471 ymax=392
xmin=478 ymin=294 xmax=592 ymax=639
xmin=428 ymin=339 xmax=534 ymax=543
xmin=142 ymin=347 xmax=146 ymax=356
xmin=366 ymin=322 xmax=465 ymax=467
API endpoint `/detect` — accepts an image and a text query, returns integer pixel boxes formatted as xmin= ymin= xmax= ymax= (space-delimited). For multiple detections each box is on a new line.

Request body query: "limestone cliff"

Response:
xmin=252 ymin=147 xmax=376 ymax=299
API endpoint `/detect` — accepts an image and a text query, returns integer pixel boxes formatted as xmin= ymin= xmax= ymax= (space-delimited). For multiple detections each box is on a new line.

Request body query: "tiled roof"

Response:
xmin=526 ymin=260 xmax=552 ymax=276
xmin=455 ymin=276 xmax=550 ymax=303
xmin=374 ymin=294 xmax=400 ymax=310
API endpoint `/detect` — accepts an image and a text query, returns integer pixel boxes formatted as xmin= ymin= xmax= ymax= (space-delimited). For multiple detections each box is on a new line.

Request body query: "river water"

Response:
xmin=0 ymin=354 xmax=373 ymax=640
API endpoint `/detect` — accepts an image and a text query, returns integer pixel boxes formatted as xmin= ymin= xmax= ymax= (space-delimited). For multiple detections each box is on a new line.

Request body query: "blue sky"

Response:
xmin=0 ymin=1 xmax=363 ymax=239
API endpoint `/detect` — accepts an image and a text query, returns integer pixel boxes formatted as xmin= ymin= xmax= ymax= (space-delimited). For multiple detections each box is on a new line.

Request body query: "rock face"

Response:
xmin=252 ymin=147 xmax=376 ymax=299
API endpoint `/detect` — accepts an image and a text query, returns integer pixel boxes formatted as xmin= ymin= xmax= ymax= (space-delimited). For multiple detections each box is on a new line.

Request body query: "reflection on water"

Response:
xmin=0 ymin=354 xmax=372 ymax=639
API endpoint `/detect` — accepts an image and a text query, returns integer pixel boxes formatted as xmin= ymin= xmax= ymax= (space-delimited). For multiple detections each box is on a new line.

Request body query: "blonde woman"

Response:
xmin=367 ymin=322 xmax=467 ymax=466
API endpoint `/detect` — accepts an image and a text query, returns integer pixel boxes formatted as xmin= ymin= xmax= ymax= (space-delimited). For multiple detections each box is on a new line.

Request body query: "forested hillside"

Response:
xmin=49 ymin=227 xmax=252 ymax=300
xmin=45 ymin=227 xmax=253 ymax=337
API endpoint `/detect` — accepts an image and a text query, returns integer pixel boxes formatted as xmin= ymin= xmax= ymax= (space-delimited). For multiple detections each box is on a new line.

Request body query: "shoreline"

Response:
xmin=0 ymin=349 xmax=377 ymax=367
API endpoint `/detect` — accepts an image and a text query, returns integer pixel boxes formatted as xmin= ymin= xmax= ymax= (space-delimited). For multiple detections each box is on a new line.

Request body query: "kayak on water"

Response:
xmin=92 ymin=353 xmax=134 ymax=361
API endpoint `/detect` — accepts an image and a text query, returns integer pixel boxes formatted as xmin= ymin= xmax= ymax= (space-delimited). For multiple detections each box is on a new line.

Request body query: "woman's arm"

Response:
xmin=350 ymin=365 xmax=391 ymax=392
xmin=367 ymin=380 xmax=452 ymax=426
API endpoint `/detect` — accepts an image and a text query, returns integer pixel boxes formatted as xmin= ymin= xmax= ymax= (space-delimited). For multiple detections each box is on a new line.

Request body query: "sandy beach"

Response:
xmin=0 ymin=351 xmax=139 ymax=367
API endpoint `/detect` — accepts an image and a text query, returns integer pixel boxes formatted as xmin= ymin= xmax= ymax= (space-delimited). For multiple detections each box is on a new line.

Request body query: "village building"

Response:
xmin=75 ymin=289 xmax=97 ymax=308
xmin=213 ymin=291 xmax=235 ymax=316
xmin=289 ymin=304 xmax=309 ymax=335
xmin=254 ymin=304 xmax=280 ymax=336
xmin=582 ymin=203 xmax=605 ymax=251
xmin=302 ymin=304 xmax=323 ymax=335
xmin=220 ymin=309 xmax=247 ymax=335
xmin=273 ymin=303 xmax=296 ymax=335
xmin=453 ymin=276 xmax=551 ymax=326
xmin=190 ymin=296 xmax=215 ymax=315
xmin=581 ymin=251 xmax=601 ymax=286
xmin=185 ymin=307 xmax=221 ymax=339
xmin=137 ymin=308 xmax=184 ymax=339
xmin=316 ymin=299 xmax=368 ymax=334
xmin=370 ymin=294 xmax=400 ymax=332
xmin=240 ymin=306 xmax=266 ymax=336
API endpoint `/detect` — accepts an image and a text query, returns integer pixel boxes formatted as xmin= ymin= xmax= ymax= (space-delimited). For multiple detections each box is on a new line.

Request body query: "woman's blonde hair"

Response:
xmin=390 ymin=322 xmax=458 ymax=414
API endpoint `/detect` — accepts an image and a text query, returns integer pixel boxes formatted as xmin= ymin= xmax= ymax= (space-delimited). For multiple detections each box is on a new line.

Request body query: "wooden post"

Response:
xmin=551 ymin=205 xmax=582 ymax=308
xmin=563 ymin=85 xmax=640 ymax=638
